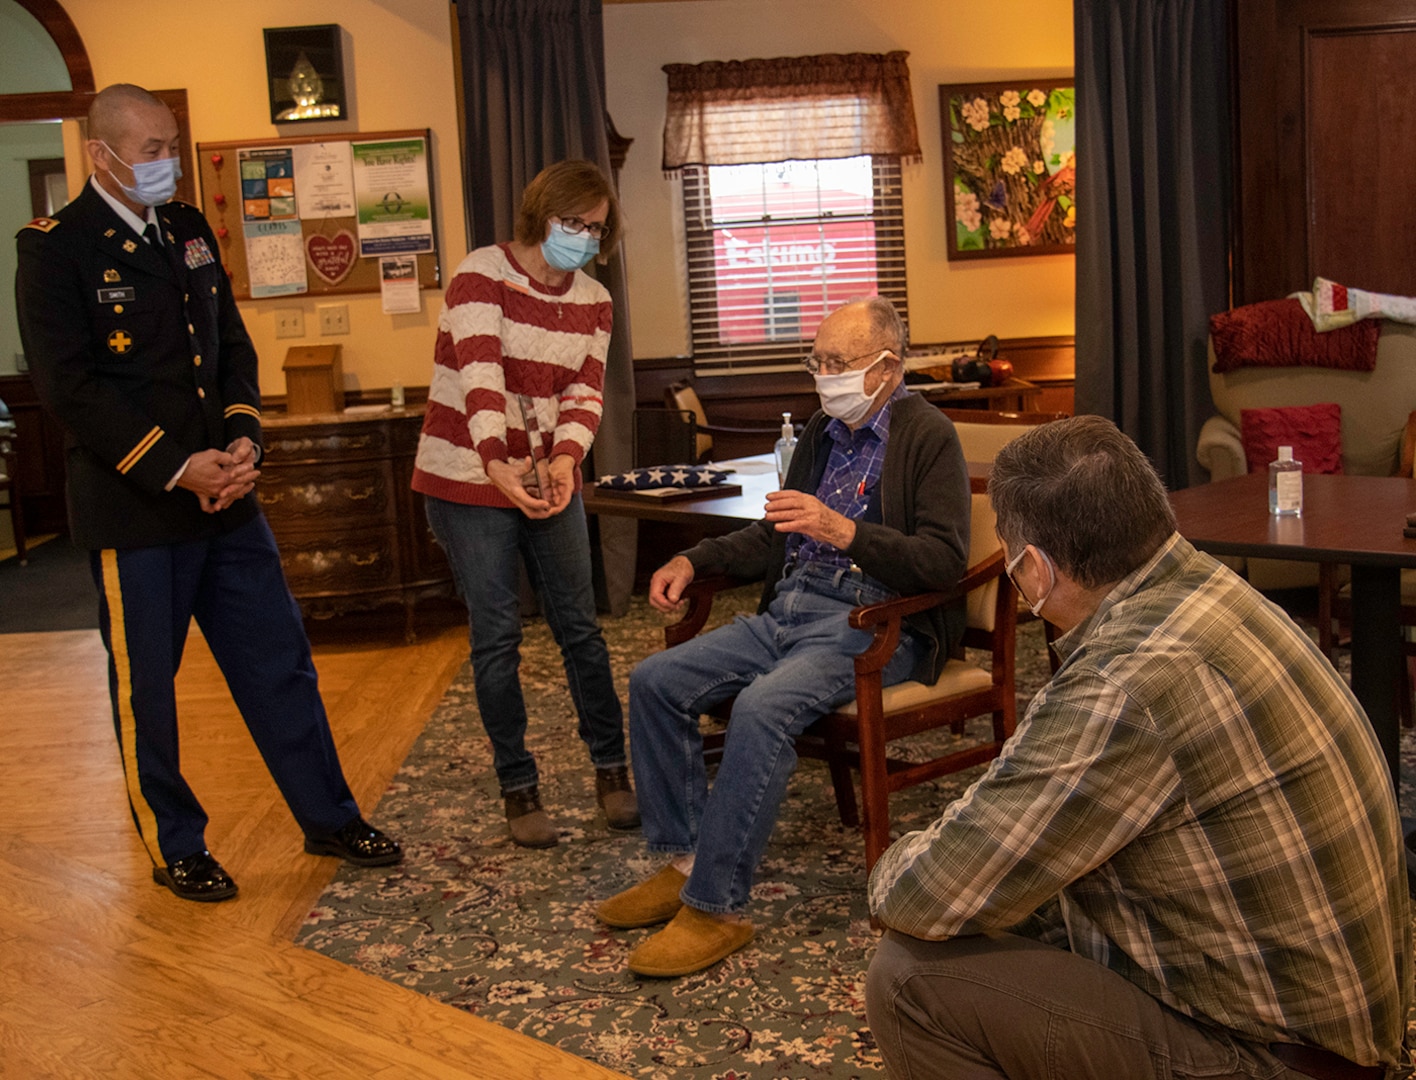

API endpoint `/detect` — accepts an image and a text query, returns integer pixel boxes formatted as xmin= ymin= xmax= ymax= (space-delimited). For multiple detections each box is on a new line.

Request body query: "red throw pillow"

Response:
xmin=1239 ymin=403 xmax=1344 ymax=475
xmin=1210 ymin=299 xmax=1381 ymax=373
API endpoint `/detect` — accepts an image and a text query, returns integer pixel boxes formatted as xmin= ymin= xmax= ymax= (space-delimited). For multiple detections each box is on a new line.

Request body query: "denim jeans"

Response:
xmin=425 ymin=494 xmax=626 ymax=792
xmin=629 ymin=562 xmax=920 ymax=913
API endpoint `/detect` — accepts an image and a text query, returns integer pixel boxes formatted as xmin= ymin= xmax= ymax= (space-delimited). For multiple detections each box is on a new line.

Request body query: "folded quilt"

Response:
xmin=1299 ymin=277 xmax=1416 ymax=333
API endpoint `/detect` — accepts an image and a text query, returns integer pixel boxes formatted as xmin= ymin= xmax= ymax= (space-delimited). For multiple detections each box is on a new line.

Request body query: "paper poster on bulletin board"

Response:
xmin=196 ymin=128 xmax=440 ymax=301
xmin=350 ymin=137 xmax=434 ymax=256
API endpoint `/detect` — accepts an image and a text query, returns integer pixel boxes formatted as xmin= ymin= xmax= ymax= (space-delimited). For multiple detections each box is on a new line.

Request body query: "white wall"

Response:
xmin=603 ymin=0 xmax=1076 ymax=357
xmin=1 ymin=0 xmax=73 ymax=377
xmin=1 ymin=123 xmax=66 ymax=376
xmin=0 ymin=0 xmax=70 ymax=94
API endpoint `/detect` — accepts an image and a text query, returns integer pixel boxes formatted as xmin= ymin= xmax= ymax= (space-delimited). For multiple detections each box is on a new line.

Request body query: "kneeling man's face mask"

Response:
xmin=1006 ymin=543 xmax=1056 ymax=617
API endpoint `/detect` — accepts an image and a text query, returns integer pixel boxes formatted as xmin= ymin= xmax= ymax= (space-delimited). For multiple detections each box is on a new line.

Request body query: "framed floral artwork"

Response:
xmin=939 ymin=79 xmax=1076 ymax=260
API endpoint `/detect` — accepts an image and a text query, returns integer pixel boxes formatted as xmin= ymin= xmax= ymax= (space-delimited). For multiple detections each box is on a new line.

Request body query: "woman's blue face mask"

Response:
xmin=541 ymin=220 xmax=599 ymax=271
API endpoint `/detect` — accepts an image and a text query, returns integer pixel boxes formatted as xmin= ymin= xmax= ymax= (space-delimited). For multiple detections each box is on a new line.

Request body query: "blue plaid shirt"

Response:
xmin=786 ymin=382 xmax=909 ymax=572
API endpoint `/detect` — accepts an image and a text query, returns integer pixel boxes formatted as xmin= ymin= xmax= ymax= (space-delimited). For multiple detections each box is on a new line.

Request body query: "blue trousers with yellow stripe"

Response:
xmin=90 ymin=513 xmax=359 ymax=865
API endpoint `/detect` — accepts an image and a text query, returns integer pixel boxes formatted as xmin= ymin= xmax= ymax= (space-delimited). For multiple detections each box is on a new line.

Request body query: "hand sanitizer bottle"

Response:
xmin=774 ymin=412 xmax=797 ymax=487
xmin=1269 ymin=445 xmax=1302 ymax=516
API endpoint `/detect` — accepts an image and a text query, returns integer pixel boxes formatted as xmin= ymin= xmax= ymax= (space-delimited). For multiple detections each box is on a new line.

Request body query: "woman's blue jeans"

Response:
xmin=425 ymin=494 xmax=626 ymax=793
xmin=629 ymin=563 xmax=920 ymax=913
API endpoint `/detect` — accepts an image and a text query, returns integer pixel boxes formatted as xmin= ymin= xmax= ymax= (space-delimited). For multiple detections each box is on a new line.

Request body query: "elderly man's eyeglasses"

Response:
xmin=557 ymin=215 xmax=610 ymax=241
xmin=802 ymin=348 xmax=891 ymax=376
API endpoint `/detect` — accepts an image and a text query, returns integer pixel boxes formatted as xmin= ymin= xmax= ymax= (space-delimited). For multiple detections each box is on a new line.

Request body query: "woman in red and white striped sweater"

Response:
xmin=412 ymin=161 xmax=638 ymax=848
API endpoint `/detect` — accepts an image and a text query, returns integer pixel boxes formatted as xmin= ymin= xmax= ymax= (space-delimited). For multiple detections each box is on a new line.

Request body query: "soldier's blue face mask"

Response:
xmin=102 ymin=142 xmax=181 ymax=207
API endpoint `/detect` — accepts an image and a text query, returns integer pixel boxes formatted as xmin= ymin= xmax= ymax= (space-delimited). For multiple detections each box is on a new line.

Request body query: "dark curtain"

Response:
xmin=1073 ymin=0 xmax=1231 ymax=490
xmin=455 ymin=0 xmax=637 ymax=613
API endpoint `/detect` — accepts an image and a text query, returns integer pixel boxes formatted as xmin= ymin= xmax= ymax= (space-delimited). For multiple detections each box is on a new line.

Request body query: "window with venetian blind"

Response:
xmin=662 ymin=52 xmax=922 ymax=374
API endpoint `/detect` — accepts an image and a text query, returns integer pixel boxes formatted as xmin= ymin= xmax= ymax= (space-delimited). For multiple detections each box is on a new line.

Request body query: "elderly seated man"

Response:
xmin=596 ymin=295 xmax=972 ymax=977
xmin=867 ymin=416 xmax=1411 ymax=1080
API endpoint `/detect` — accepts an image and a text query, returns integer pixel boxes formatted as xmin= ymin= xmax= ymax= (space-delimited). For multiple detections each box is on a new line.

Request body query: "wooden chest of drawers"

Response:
xmin=259 ymin=406 xmax=454 ymax=637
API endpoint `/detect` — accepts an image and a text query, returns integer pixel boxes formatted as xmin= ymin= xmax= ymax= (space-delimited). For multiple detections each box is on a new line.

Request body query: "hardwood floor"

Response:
xmin=0 ymin=613 xmax=628 ymax=1079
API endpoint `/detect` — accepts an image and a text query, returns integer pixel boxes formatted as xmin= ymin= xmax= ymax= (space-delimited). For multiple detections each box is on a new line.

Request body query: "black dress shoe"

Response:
xmin=304 ymin=816 xmax=403 ymax=867
xmin=152 ymin=850 xmax=238 ymax=902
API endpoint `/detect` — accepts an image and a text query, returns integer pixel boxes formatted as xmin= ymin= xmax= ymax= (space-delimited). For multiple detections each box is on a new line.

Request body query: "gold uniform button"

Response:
xmin=197 ymin=388 xmax=206 ymax=398
xmin=188 ymin=323 xmax=195 ymax=334
xmin=113 ymin=304 xmax=124 ymax=314
xmin=210 ymin=285 xmax=217 ymax=294
xmin=193 ymin=355 xmax=202 ymax=367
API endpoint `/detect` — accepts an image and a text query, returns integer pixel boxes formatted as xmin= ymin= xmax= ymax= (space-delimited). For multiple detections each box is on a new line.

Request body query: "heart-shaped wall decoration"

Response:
xmin=306 ymin=230 xmax=357 ymax=285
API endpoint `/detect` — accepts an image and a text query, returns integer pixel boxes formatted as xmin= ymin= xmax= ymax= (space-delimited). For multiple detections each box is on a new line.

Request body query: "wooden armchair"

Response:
xmin=665 ymin=379 xmax=792 ymax=462
xmin=663 ymin=492 xmax=1018 ymax=870
xmin=631 ymin=407 xmax=699 ymax=468
xmin=942 ymin=407 xmax=1068 ymax=670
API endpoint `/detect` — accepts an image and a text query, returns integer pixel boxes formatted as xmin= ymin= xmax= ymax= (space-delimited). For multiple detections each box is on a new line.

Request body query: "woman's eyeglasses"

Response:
xmin=558 ymin=215 xmax=609 ymax=241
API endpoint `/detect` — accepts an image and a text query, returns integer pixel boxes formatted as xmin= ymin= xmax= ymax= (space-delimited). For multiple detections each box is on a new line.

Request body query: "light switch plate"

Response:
xmin=274 ymin=309 xmax=305 ymax=339
xmin=318 ymin=304 xmax=350 ymax=336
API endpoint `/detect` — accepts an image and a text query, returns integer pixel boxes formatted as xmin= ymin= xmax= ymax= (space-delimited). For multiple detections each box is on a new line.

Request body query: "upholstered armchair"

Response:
xmin=1196 ymin=314 xmax=1416 ymax=594
xmin=1198 ymin=320 xmax=1416 ymax=484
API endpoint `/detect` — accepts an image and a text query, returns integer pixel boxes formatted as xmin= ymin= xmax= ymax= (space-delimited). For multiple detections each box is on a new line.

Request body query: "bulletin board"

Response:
xmin=194 ymin=128 xmax=441 ymax=301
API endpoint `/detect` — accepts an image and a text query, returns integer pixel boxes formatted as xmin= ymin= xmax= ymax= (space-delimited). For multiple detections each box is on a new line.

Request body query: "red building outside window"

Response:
xmin=683 ymin=156 xmax=907 ymax=371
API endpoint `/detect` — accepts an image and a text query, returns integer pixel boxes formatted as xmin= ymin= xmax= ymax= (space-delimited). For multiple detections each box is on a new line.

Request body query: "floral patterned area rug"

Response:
xmin=296 ymin=589 xmax=1415 ymax=1080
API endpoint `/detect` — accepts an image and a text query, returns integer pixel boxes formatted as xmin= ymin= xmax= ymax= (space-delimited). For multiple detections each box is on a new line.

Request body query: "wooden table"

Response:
xmin=583 ymin=456 xmax=780 ymax=527
xmin=582 ymin=455 xmax=994 ymax=528
xmin=918 ymin=377 xmax=1042 ymax=413
xmin=584 ymin=453 xmax=992 ymax=594
xmin=1169 ymin=472 xmax=1416 ymax=785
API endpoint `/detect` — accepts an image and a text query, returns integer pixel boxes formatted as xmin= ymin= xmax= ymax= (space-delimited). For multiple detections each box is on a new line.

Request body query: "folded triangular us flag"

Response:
xmin=1295 ymin=277 xmax=1416 ymax=333
xmin=596 ymin=465 xmax=729 ymax=490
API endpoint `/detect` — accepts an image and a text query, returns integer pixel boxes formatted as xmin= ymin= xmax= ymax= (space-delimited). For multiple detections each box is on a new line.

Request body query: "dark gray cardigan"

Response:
xmin=681 ymin=392 xmax=971 ymax=683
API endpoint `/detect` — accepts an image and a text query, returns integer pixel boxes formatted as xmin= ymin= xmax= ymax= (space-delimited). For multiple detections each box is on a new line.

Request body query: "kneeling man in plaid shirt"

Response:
xmin=868 ymin=416 xmax=1411 ymax=1080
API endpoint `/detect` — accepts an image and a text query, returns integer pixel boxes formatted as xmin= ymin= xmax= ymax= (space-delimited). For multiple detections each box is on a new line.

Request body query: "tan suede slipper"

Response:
xmin=596 ymin=864 xmax=686 ymax=928
xmin=626 ymin=905 xmax=754 ymax=978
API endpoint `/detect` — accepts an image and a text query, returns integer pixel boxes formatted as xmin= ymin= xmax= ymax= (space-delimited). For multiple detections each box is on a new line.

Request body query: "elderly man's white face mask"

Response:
xmin=812 ymin=349 xmax=891 ymax=425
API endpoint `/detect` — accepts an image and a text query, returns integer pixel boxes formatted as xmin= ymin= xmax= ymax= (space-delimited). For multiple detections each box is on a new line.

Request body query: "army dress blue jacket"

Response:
xmin=15 ymin=181 xmax=264 ymax=549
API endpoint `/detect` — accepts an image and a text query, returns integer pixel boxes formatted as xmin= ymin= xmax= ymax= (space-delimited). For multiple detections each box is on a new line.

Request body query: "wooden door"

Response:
xmin=1234 ymin=0 xmax=1416 ymax=304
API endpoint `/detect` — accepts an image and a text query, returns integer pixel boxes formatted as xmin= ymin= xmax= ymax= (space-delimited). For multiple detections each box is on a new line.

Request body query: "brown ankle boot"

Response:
xmin=595 ymin=765 xmax=641 ymax=830
xmin=503 ymin=785 xmax=557 ymax=848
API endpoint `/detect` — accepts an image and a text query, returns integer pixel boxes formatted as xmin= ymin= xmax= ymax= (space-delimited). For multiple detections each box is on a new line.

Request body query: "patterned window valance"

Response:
xmin=661 ymin=51 xmax=922 ymax=171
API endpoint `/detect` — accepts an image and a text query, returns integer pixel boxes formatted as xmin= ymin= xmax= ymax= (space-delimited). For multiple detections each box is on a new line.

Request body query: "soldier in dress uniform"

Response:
xmin=14 ymin=83 xmax=402 ymax=902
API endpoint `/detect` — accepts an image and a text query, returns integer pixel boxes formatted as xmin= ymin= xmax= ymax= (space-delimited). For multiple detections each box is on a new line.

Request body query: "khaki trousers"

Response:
xmin=867 ymin=931 xmax=1305 ymax=1080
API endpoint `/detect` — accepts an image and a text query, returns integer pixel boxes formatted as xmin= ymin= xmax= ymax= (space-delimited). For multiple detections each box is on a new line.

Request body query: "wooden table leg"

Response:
xmin=1349 ymin=563 xmax=1401 ymax=785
